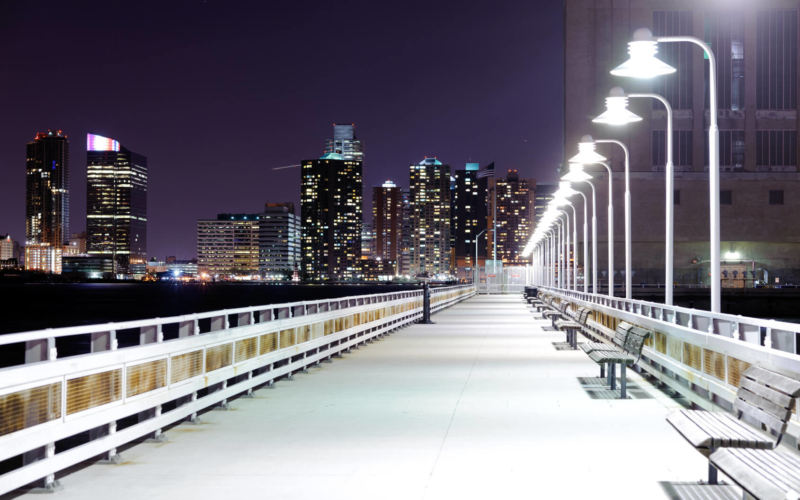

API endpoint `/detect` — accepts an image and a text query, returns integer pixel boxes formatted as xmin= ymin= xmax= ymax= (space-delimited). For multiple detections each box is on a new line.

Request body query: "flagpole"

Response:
xmin=492 ymin=161 xmax=497 ymax=286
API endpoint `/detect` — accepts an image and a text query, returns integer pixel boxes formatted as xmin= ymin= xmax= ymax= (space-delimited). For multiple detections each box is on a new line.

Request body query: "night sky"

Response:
xmin=0 ymin=0 xmax=564 ymax=260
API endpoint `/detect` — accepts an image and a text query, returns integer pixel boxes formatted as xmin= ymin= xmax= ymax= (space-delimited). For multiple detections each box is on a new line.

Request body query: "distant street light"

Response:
xmin=555 ymin=181 xmax=589 ymax=293
xmin=562 ymin=163 xmax=597 ymax=294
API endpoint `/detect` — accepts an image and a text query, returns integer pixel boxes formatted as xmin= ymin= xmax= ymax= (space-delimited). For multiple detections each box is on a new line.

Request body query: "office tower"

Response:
xmin=360 ymin=223 xmax=375 ymax=260
xmin=490 ymin=170 xmax=534 ymax=265
xmin=25 ymin=244 xmax=62 ymax=274
xmin=260 ymin=203 xmax=301 ymax=277
xmin=409 ymin=157 xmax=451 ymax=275
xmin=301 ymin=153 xmax=363 ymax=280
xmin=197 ymin=214 xmax=261 ymax=276
xmin=400 ymin=188 xmax=412 ymax=276
xmin=1 ymin=234 xmax=18 ymax=261
xmin=372 ymin=180 xmax=403 ymax=272
xmin=85 ymin=134 xmax=148 ymax=276
xmin=453 ymin=163 xmax=488 ymax=281
xmin=26 ymin=130 xmax=70 ymax=252
xmin=324 ymin=124 xmax=364 ymax=162
xmin=566 ymin=0 xmax=800 ymax=284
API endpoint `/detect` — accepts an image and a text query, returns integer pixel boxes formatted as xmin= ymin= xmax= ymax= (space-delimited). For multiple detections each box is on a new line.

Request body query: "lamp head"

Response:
xmin=562 ymin=162 xmax=594 ymax=182
xmin=548 ymin=196 xmax=571 ymax=208
xmin=568 ymin=136 xmax=607 ymax=164
xmin=610 ymin=28 xmax=677 ymax=79
xmin=592 ymin=87 xmax=643 ymax=125
xmin=554 ymin=180 xmax=577 ymax=198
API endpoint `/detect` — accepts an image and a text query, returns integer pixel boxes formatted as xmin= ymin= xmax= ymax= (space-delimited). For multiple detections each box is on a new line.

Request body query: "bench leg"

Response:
xmin=571 ymin=329 xmax=577 ymax=350
xmin=609 ymin=363 xmax=616 ymax=391
xmin=600 ymin=363 xmax=605 ymax=379
xmin=707 ymin=458 xmax=719 ymax=485
xmin=620 ymin=364 xmax=627 ymax=399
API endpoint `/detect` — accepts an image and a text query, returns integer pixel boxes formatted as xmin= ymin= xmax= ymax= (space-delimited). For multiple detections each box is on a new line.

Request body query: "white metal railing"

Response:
xmin=536 ymin=285 xmax=800 ymax=444
xmin=0 ymin=285 xmax=476 ymax=494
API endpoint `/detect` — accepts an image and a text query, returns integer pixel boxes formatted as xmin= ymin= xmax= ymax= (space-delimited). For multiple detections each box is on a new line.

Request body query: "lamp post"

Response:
xmin=554 ymin=181 xmax=589 ymax=293
xmin=611 ymin=27 xmax=720 ymax=312
xmin=474 ymin=229 xmax=488 ymax=286
xmin=570 ymin=138 xmax=615 ymax=297
xmin=563 ymin=163 xmax=597 ymax=294
xmin=552 ymin=204 xmax=576 ymax=290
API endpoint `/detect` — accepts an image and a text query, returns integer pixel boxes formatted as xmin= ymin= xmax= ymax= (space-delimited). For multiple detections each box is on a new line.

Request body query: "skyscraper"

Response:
xmin=372 ymin=180 xmax=403 ymax=272
xmin=85 ymin=134 xmax=148 ymax=276
xmin=491 ymin=170 xmax=534 ymax=265
xmin=409 ymin=157 xmax=451 ymax=276
xmin=324 ymin=124 xmax=364 ymax=162
xmin=260 ymin=203 xmax=301 ymax=277
xmin=26 ymin=130 xmax=70 ymax=248
xmin=453 ymin=163 xmax=488 ymax=280
xmin=301 ymin=153 xmax=363 ymax=280
xmin=197 ymin=214 xmax=261 ymax=276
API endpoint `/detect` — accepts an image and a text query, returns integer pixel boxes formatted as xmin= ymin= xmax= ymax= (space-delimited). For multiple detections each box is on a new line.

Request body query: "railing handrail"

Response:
xmin=0 ymin=288 xmax=438 ymax=346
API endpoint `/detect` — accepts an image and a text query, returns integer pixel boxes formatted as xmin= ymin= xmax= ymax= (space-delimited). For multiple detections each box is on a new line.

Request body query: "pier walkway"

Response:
xmin=5 ymin=296 xmax=739 ymax=500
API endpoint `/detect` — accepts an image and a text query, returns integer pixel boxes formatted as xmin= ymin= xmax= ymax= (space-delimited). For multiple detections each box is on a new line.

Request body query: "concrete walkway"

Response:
xmin=9 ymin=295 xmax=741 ymax=499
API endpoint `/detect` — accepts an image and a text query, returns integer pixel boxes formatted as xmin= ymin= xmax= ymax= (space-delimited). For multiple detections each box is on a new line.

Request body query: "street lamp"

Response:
xmin=591 ymin=87 xmax=640 ymax=300
xmin=563 ymin=163 xmax=597 ymax=294
xmin=569 ymin=137 xmax=616 ymax=297
xmin=474 ymin=229 xmax=488 ymax=286
xmin=551 ymin=199 xmax=577 ymax=291
xmin=612 ymin=26 xmax=721 ymax=313
xmin=595 ymin=86 xmax=676 ymax=305
xmin=555 ymin=181 xmax=588 ymax=293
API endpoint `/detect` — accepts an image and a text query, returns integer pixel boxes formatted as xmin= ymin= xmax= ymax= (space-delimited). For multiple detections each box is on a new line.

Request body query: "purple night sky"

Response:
xmin=0 ymin=0 xmax=563 ymax=260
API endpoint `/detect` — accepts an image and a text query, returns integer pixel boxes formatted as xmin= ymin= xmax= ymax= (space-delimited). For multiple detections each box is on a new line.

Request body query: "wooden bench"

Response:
xmin=530 ymin=293 xmax=551 ymax=313
xmin=667 ymin=365 xmax=800 ymax=485
xmin=709 ymin=448 xmax=800 ymax=500
xmin=583 ymin=322 xmax=650 ymax=399
xmin=542 ymin=301 xmax=569 ymax=329
xmin=555 ymin=307 xmax=591 ymax=349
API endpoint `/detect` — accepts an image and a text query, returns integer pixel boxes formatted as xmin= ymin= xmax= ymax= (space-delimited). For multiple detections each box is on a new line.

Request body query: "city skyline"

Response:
xmin=0 ymin=0 xmax=564 ymax=260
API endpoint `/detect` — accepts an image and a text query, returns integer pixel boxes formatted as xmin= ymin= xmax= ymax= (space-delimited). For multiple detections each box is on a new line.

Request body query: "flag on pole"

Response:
xmin=476 ymin=161 xmax=495 ymax=179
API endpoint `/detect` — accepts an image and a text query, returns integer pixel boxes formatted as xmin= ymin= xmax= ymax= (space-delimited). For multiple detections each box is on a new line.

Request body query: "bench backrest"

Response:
xmin=559 ymin=301 xmax=570 ymax=313
xmin=577 ymin=308 xmax=591 ymax=324
xmin=734 ymin=366 xmax=800 ymax=440
xmin=612 ymin=322 xmax=634 ymax=349
xmin=622 ymin=325 xmax=651 ymax=361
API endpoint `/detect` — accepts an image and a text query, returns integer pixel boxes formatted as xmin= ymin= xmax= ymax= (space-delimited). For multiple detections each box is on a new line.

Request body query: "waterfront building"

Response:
xmin=372 ymin=180 xmax=403 ymax=273
xmin=197 ymin=214 xmax=261 ymax=276
xmin=25 ymin=243 xmax=61 ymax=274
xmin=361 ymin=223 xmax=375 ymax=260
xmin=85 ymin=134 xmax=147 ymax=276
xmin=260 ymin=203 xmax=301 ymax=277
xmin=324 ymin=124 xmax=364 ymax=162
xmin=300 ymin=153 xmax=363 ymax=280
xmin=489 ymin=170 xmax=534 ymax=265
xmin=453 ymin=163 xmax=489 ymax=281
xmin=566 ymin=0 xmax=800 ymax=284
xmin=26 ymin=130 xmax=70 ymax=253
xmin=359 ymin=256 xmax=397 ymax=281
xmin=400 ymin=188 xmax=412 ymax=276
xmin=409 ymin=157 xmax=452 ymax=276
xmin=62 ymin=256 xmax=114 ymax=279
xmin=63 ymin=231 xmax=87 ymax=256
xmin=1 ymin=235 xmax=19 ymax=261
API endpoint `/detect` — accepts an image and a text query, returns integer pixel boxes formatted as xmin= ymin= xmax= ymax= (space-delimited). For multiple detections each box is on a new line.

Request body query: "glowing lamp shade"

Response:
xmin=562 ymin=163 xmax=593 ymax=182
xmin=610 ymin=28 xmax=676 ymax=79
xmin=592 ymin=87 xmax=643 ymax=125
xmin=549 ymin=196 xmax=571 ymax=208
xmin=569 ymin=136 xmax=607 ymax=164
xmin=87 ymin=134 xmax=120 ymax=152
xmin=555 ymin=180 xmax=578 ymax=198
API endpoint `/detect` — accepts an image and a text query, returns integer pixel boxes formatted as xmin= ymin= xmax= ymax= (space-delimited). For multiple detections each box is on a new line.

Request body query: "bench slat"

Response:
xmin=739 ymin=378 xmax=793 ymax=410
xmin=734 ymin=398 xmax=788 ymax=436
xmin=712 ymin=448 xmax=800 ymax=500
xmin=738 ymin=386 xmax=793 ymax=424
xmin=744 ymin=366 xmax=800 ymax=397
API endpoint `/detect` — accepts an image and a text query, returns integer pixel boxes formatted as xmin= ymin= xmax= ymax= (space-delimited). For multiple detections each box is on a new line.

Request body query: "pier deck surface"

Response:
xmin=7 ymin=295 xmax=740 ymax=499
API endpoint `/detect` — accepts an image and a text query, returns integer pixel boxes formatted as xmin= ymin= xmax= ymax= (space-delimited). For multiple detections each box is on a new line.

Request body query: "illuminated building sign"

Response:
xmin=87 ymin=134 xmax=120 ymax=152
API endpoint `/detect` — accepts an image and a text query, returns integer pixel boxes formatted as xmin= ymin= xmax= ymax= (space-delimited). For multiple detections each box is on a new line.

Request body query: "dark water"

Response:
xmin=0 ymin=283 xmax=421 ymax=335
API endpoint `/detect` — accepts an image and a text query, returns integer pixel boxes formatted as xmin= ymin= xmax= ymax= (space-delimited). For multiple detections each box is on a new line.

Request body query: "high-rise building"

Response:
xmin=197 ymin=214 xmax=261 ymax=276
xmin=85 ymin=134 xmax=147 ymax=276
xmin=372 ymin=180 xmax=403 ymax=272
xmin=301 ymin=153 xmax=363 ymax=280
xmin=25 ymin=244 xmax=62 ymax=274
xmin=260 ymin=203 xmax=301 ymax=277
xmin=453 ymin=163 xmax=489 ymax=280
xmin=490 ymin=170 xmax=534 ymax=265
xmin=533 ymin=184 xmax=557 ymax=227
xmin=399 ymin=188 xmax=412 ymax=276
xmin=324 ymin=124 xmax=364 ymax=162
xmin=566 ymin=0 xmax=800 ymax=284
xmin=409 ymin=157 xmax=451 ymax=276
xmin=26 ymin=130 xmax=70 ymax=251
xmin=1 ymin=234 xmax=20 ymax=268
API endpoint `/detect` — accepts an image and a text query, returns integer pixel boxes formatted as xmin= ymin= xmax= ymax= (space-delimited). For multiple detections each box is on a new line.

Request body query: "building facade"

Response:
xmin=490 ymin=171 xmax=534 ymax=265
xmin=85 ymin=134 xmax=148 ymax=276
xmin=197 ymin=214 xmax=261 ymax=276
xmin=301 ymin=154 xmax=363 ymax=280
xmin=372 ymin=180 xmax=403 ymax=272
xmin=324 ymin=124 xmax=364 ymax=162
xmin=409 ymin=158 xmax=452 ymax=276
xmin=453 ymin=163 xmax=489 ymax=280
xmin=25 ymin=244 xmax=61 ymax=274
xmin=260 ymin=203 xmax=301 ymax=277
xmin=566 ymin=0 xmax=800 ymax=284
